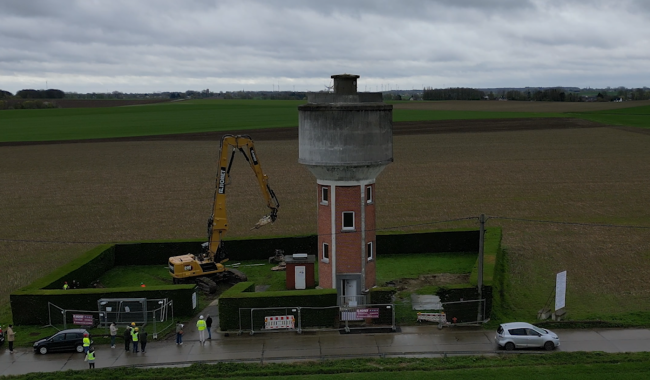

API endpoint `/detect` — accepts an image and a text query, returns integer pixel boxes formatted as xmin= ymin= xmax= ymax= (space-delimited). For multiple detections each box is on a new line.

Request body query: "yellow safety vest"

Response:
xmin=87 ymin=351 xmax=95 ymax=361
xmin=197 ymin=320 xmax=206 ymax=330
xmin=131 ymin=331 xmax=139 ymax=342
xmin=83 ymin=337 xmax=90 ymax=347
xmin=63 ymin=284 xmax=69 ymax=290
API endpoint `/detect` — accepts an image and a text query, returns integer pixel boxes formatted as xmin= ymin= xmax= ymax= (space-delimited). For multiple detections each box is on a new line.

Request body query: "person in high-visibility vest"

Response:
xmin=63 ymin=282 xmax=69 ymax=290
xmin=85 ymin=347 xmax=96 ymax=369
xmin=196 ymin=315 xmax=207 ymax=344
xmin=131 ymin=327 xmax=139 ymax=353
xmin=82 ymin=333 xmax=91 ymax=354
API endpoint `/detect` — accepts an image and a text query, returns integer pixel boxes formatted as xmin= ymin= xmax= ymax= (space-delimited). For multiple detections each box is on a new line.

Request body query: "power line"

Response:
xmin=488 ymin=216 xmax=650 ymax=229
xmin=1 ymin=215 xmax=648 ymax=245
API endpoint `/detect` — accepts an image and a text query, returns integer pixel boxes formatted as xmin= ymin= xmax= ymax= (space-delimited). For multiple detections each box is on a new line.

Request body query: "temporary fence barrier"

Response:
xmin=238 ymin=303 xmax=395 ymax=335
xmin=46 ymin=299 xmax=174 ymax=340
xmin=440 ymin=298 xmax=488 ymax=327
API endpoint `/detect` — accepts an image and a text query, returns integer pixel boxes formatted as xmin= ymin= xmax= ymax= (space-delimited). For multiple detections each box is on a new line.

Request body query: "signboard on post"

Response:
xmin=555 ymin=271 xmax=567 ymax=311
xmin=73 ymin=314 xmax=94 ymax=326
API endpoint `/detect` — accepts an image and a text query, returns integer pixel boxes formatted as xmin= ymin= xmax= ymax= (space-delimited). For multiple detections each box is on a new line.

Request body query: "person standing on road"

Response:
xmin=196 ymin=315 xmax=207 ymax=344
xmin=131 ymin=327 xmax=139 ymax=353
xmin=175 ymin=321 xmax=184 ymax=345
xmin=85 ymin=347 xmax=96 ymax=369
xmin=206 ymin=314 xmax=213 ymax=340
xmin=123 ymin=325 xmax=131 ymax=351
xmin=139 ymin=330 xmax=148 ymax=353
xmin=109 ymin=322 xmax=118 ymax=348
xmin=7 ymin=325 xmax=15 ymax=354
xmin=82 ymin=333 xmax=91 ymax=354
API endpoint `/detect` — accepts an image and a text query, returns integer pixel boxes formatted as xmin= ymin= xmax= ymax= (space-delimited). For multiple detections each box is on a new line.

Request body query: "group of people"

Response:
xmin=175 ymin=314 xmax=213 ymax=345
xmin=112 ymin=322 xmax=148 ymax=353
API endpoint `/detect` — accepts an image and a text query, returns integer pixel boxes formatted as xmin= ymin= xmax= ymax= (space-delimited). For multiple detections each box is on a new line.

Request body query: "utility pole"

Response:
xmin=477 ymin=214 xmax=485 ymax=322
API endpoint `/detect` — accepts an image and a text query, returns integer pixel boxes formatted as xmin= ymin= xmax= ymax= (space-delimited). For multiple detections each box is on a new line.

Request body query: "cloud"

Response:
xmin=0 ymin=0 xmax=647 ymax=93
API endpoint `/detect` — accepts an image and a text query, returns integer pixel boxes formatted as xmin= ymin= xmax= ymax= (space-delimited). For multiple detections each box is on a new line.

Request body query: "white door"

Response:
xmin=295 ymin=266 xmax=306 ymax=289
xmin=343 ymin=279 xmax=357 ymax=306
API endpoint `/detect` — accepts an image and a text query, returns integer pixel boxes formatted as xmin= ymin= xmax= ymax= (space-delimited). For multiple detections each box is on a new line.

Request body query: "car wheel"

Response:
xmin=504 ymin=342 xmax=515 ymax=351
xmin=544 ymin=341 xmax=555 ymax=351
xmin=39 ymin=346 xmax=48 ymax=355
xmin=76 ymin=344 xmax=84 ymax=353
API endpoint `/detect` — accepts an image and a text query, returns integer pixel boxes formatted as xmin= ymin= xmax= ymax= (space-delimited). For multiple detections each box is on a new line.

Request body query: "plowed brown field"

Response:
xmin=1 ymin=117 xmax=650 ymax=322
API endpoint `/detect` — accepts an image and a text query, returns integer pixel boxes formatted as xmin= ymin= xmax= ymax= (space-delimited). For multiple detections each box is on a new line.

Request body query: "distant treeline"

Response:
xmin=423 ymin=87 xmax=485 ymax=101
xmin=423 ymin=86 xmax=650 ymax=102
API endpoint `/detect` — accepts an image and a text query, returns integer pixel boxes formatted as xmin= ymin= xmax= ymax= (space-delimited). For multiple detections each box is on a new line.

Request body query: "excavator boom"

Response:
xmin=208 ymin=134 xmax=280 ymax=260
xmin=168 ymin=134 xmax=279 ymax=291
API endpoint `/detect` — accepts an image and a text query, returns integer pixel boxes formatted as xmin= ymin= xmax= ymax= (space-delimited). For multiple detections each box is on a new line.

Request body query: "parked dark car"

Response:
xmin=0 ymin=325 xmax=5 ymax=345
xmin=33 ymin=329 xmax=91 ymax=355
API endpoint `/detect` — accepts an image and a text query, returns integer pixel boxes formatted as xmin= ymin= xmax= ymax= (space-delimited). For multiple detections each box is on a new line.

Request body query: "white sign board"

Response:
xmin=555 ymin=271 xmax=567 ymax=311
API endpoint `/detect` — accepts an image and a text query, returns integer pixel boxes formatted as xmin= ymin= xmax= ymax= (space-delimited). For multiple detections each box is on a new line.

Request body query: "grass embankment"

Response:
xmin=5 ymin=352 xmax=650 ymax=379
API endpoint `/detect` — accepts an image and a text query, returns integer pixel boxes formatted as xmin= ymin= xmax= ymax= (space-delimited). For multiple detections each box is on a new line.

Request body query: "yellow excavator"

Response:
xmin=168 ymin=134 xmax=279 ymax=293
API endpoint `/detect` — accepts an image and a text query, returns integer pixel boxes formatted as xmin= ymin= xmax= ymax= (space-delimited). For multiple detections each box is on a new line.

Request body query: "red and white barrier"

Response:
xmin=264 ymin=315 xmax=296 ymax=329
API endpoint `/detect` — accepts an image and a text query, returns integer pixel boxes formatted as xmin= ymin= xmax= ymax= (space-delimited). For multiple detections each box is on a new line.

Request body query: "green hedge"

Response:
xmin=10 ymin=243 xmax=200 ymax=325
xmin=38 ymin=244 xmax=115 ymax=290
xmin=113 ymin=235 xmax=317 ymax=264
xmin=11 ymin=228 xmax=501 ymax=327
xmin=219 ymin=282 xmax=338 ymax=331
xmin=436 ymin=286 xmax=493 ymax=324
xmin=377 ymin=229 xmax=479 ymax=254
xmin=11 ymin=285 xmax=197 ymax=325
xmin=469 ymin=227 xmax=502 ymax=287
xmin=369 ymin=287 xmax=397 ymax=304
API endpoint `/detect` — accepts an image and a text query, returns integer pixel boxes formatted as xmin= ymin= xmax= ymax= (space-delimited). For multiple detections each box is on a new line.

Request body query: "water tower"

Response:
xmin=298 ymin=74 xmax=393 ymax=305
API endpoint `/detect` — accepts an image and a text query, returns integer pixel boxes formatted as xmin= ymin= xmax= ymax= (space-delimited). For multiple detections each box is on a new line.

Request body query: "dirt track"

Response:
xmin=0 ymin=117 xmax=615 ymax=146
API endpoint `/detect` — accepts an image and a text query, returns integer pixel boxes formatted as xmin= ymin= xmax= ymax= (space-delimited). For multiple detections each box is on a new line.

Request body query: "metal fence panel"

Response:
xmin=441 ymin=299 xmax=487 ymax=326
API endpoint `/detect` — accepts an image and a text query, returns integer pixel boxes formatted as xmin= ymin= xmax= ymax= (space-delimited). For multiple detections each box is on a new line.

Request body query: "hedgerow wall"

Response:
xmin=10 ymin=228 xmax=501 ymax=326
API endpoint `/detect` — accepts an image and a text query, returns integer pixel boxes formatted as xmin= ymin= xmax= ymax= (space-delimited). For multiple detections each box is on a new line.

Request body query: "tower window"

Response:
xmin=366 ymin=186 xmax=373 ymax=204
xmin=342 ymin=211 xmax=355 ymax=231
xmin=322 ymin=243 xmax=329 ymax=263
xmin=321 ymin=187 xmax=329 ymax=205
xmin=367 ymin=242 xmax=374 ymax=261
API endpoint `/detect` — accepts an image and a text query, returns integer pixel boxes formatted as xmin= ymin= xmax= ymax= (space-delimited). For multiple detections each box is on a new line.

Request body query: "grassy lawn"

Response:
xmin=4 ymin=352 xmax=650 ymax=379
xmin=98 ymin=253 xmax=474 ymax=294
xmin=94 ymin=252 xmax=475 ymax=327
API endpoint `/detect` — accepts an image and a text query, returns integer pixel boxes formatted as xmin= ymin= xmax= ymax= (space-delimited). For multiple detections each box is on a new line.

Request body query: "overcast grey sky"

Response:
xmin=1 ymin=0 xmax=648 ymax=94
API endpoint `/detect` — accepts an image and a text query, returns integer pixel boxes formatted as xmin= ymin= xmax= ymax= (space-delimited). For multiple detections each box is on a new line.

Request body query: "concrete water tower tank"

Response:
xmin=298 ymin=74 xmax=393 ymax=305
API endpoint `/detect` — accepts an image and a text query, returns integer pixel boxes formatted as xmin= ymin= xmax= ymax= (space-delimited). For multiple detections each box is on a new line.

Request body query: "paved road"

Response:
xmin=2 ymin=322 xmax=650 ymax=376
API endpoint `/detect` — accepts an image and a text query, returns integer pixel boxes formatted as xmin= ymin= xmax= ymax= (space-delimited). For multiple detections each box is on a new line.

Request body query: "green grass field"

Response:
xmin=6 ymin=99 xmax=649 ymax=142
xmin=4 ymin=352 xmax=650 ymax=379
xmin=570 ymin=104 xmax=650 ymax=128
xmin=98 ymin=253 xmax=474 ymax=293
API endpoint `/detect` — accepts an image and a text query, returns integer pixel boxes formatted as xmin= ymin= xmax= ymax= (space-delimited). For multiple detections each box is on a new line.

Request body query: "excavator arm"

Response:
xmin=207 ymin=134 xmax=280 ymax=262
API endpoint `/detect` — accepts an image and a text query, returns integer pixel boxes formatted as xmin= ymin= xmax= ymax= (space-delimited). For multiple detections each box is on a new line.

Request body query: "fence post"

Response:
xmin=477 ymin=213 xmax=485 ymax=322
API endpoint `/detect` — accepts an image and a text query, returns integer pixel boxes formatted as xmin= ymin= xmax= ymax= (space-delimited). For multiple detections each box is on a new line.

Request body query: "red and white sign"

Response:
xmin=264 ymin=315 xmax=295 ymax=329
xmin=73 ymin=314 xmax=94 ymax=326
xmin=356 ymin=308 xmax=380 ymax=318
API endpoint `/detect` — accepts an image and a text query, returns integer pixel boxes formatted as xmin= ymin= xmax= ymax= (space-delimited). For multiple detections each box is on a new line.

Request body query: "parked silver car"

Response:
xmin=495 ymin=322 xmax=560 ymax=351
